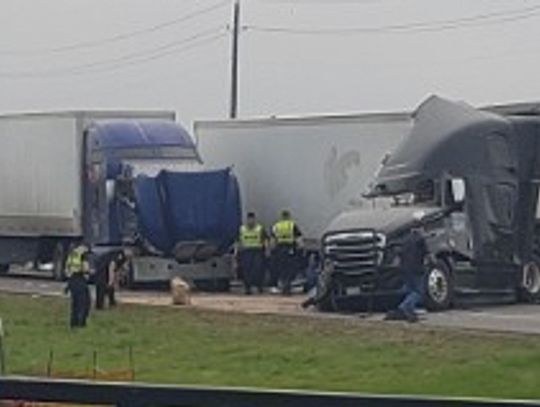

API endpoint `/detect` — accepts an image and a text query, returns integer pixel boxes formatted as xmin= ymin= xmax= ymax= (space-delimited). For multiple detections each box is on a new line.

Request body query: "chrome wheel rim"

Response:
xmin=523 ymin=262 xmax=540 ymax=294
xmin=427 ymin=268 xmax=448 ymax=304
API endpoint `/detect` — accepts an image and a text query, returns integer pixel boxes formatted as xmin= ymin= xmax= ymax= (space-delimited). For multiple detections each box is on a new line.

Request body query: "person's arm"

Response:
xmin=270 ymin=226 xmax=278 ymax=250
xmin=261 ymin=228 xmax=271 ymax=257
xmin=81 ymin=255 xmax=91 ymax=275
xmin=293 ymin=225 xmax=304 ymax=248
xmin=108 ymin=260 xmax=117 ymax=287
xmin=420 ymin=237 xmax=436 ymax=266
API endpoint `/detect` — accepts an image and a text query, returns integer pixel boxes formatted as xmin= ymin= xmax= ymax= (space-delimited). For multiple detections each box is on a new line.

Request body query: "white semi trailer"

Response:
xmin=195 ymin=112 xmax=411 ymax=248
xmin=0 ymin=111 xmax=241 ymax=289
xmin=0 ymin=111 xmax=173 ymax=277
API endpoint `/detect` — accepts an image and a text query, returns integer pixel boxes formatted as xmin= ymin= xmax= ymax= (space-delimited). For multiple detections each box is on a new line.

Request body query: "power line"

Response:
xmin=0 ymin=0 xmax=229 ymax=56
xmin=2 ymin=33 xmax=227 ymax=79
xmin=245 ymin=3 xmax=540 ymax=35
xmin=74 ymin=33 xmax=228 ymax=75
xmin=0 ymin=27 xmax=228 ymax=78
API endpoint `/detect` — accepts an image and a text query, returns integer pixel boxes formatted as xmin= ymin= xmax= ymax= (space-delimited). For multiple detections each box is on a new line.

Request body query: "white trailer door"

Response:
xmin=0 ymin=115 xmax=83 ymax=236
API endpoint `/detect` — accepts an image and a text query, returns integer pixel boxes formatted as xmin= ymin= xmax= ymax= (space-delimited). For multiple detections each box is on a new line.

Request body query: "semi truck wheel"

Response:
xmin=52 ymin=243 xmax=66 ymax=281
xmin=424 ymin=259 xmax=453 ymax=311
xmin=315 ymin=272 xmax=341 ymax=312
xmin=519 ymin=258 xmax=540 ymax=303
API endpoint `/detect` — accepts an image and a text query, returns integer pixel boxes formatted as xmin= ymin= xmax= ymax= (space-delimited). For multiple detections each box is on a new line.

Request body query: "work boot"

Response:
xmin=404 ymin=311 xmax=419 ymax=323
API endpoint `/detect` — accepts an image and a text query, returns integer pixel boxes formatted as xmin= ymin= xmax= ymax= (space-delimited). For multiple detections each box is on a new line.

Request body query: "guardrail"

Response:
xmin=1 ymin=377 xmax=540 ymax=407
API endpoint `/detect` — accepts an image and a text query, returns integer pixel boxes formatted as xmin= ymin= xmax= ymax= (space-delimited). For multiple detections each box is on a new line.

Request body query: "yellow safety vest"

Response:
xmin=240 ymin=224 xmax=264 ymax=249
xmin=273 ymin=220 xmax=295 ymax=244
xmin=66 ymin=246 xmax=87 ymax=276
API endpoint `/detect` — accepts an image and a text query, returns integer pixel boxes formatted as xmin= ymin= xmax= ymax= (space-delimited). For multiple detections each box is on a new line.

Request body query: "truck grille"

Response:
xmin=323 ymin=231 xmax=386 ymax=274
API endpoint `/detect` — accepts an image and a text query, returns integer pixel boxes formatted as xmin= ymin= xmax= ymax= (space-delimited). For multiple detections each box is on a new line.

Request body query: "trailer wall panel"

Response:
xmin=0 ymin=116 xmax=82 ymax=236
xmin=195 ymin=115 xmax=411 ymax=245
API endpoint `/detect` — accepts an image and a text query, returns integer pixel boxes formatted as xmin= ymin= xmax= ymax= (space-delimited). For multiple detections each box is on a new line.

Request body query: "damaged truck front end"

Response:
xmin=319 ymin=203 xmax=459 ymax=312
xmin=317 ymin=96 xmax=540 ymax=312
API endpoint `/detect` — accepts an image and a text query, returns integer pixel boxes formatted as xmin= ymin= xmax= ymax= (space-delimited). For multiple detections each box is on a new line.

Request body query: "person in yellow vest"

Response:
xmin=270 ymin=210 xmax=303 ymax=295
xmin=65 ymin=242 xmax=91 ymax=328
xmin=235 ymin=212 xmax=268 ymax=295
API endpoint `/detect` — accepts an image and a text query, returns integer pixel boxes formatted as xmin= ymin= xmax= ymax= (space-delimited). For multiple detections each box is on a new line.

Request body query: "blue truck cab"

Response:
xmin=84 ymin=120 xmax=241 ymax=288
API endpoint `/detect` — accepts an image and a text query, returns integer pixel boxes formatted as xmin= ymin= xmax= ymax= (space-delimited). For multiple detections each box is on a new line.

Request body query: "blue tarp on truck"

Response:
xmin=133 ymin=169 xmax=241 ymax=256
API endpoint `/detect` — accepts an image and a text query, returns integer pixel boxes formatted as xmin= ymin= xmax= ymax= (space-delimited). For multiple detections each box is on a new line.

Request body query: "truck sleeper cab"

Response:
xmin=319 ymin=96 xmax=540 ymax=312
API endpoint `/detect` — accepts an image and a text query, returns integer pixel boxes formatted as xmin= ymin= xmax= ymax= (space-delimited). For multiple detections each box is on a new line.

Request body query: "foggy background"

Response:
xmin=0 ymin=0 xmax=538 ymax=128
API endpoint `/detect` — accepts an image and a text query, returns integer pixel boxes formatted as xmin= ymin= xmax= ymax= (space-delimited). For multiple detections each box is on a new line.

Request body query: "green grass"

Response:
xmin=0 ymin=293 xmax=540 ymax=399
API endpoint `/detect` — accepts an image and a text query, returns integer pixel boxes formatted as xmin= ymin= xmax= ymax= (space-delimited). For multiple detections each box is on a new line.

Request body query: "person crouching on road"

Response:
xmin=235 ymin=212 xmax=268 ymax=295
xmin=271 ymin=210 xmax=303 ymax=295
xmin=95 ymin=250 xmax=128 ymax=310
xmin=385 ymin=221 xmax=431 ymax=323
xmin=65 ymin=243 xmax=91 ymax=328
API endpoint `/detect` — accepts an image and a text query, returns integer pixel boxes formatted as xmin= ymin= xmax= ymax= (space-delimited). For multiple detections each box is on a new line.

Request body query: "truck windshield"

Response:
xmin=390 ymin=192 xmax=436 ymax=207
xmin=390 ymin=179 xmax=437 ymax=207
xmin=124 ymin=159 xmax=204 ymax=177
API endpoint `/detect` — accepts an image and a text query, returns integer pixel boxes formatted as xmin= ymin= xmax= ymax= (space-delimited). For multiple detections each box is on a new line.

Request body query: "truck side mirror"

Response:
xmin=450 ymin=179 xmax=466 ymax=204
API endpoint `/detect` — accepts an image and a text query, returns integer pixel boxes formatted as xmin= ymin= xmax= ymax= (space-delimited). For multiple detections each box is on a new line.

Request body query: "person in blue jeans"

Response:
xmin=386 ymin=222 xmax=429 ymax=323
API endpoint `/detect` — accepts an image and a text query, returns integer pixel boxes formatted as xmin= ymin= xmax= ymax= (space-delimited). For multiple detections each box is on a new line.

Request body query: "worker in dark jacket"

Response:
xmin=235 ymin=212 xmax=268 ymax=295
xmin=65 ymin=243 xmax=91 ymax=328
xmin=95 ymin=250 xmax=127 ymax=309
xmin=271 ymin=210 xmax=303 ymax=295
xmin=386 ymin=221 xmax=430 ymax=323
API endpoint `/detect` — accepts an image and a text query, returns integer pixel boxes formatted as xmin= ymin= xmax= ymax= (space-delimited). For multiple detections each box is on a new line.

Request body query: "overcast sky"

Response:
xmin=0 ymin=0 xmax=539 ymax=128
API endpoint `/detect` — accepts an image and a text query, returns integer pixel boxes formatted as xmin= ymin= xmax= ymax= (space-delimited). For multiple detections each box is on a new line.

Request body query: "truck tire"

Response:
xmin=0 ymin=264 xmax=9 ymax=274
xmin=52 ymin=243 xmax=66 ymax=281
xmin=316 ymin=292 xmax=339 ymax=313
xmin=315 ymin=273 xmax=341 ymax=312
xmin=519 ymin=257 xmax=540 ymax=303
xmin=424 ymin=259 xmax=454 ymax=311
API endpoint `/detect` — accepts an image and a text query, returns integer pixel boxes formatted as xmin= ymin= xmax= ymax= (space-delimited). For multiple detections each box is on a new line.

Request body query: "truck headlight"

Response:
xmin=375 ymin=233 xmax=386 ymax=247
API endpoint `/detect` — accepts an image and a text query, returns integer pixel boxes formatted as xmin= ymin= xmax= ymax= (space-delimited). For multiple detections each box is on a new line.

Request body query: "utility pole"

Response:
xmin=229 ymin=0 xmax=240 ymax=119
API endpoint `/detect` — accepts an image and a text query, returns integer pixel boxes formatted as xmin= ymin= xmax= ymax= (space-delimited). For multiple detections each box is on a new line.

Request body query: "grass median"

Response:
xmin=0 ymin=293 xmax=539 ymax=399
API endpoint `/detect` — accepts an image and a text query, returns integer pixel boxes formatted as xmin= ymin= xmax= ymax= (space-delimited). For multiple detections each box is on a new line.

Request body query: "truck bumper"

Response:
xmin=321 ymin=266 xmax=406 ymax=311
xmin=131 ymin=255 xmax=234 ymax=284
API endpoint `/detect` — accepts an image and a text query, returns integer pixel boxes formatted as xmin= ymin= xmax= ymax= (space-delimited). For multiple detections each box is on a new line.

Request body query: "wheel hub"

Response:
xmin=523 ymin=262 xmax=540 ymax=294
xmin=427 ymin=268 xmax=448 ymax=304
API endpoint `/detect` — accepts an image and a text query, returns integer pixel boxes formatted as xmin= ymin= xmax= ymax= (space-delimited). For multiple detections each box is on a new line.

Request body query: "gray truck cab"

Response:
xmin=319 ymin=96 xmax=540 ymax=311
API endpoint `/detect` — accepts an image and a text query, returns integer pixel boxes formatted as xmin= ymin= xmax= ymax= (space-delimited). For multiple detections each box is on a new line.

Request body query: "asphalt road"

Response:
xmin=1 ymin=272 xmax=540 ymax=335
